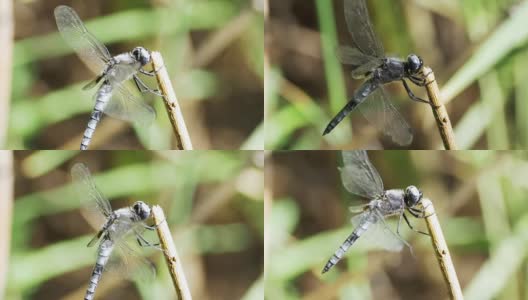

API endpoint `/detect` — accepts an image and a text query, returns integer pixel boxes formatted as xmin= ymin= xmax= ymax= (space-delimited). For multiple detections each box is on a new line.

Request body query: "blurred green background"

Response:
xmin=6 ymin=150 xmax=263 ymax=300
xmin=267 ymin=150 xmax=528 ymax=300
xmin=265 ymin=0 xmax=528 ymax=149
xmin=7 ymin=0 xmax=263 ymax=150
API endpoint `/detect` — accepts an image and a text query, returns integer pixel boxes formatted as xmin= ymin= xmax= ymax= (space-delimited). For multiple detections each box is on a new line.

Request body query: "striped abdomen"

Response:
xmin=321 ymin=219 xmax=371 ymax=273
xmin=80 ymin=83 xmax=112 ymax=150
xmin=84 ymin=239 xmax=114 ymax=300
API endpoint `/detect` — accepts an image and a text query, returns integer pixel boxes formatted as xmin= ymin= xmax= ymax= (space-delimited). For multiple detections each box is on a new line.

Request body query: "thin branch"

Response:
xmin=150 ymin=52 xmax=193 ymax=150
xmin=421 ymin=198 xmax=463 ymax=300
xmin=423 ymin=67 xmax=458 ymax=149
xmin=151 ymin=205 xmax=192 ymax=300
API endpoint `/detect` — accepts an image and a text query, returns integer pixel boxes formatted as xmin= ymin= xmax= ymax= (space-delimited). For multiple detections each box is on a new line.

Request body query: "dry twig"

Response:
xmin=423 ymin=67 xmax=458 ymax=149
xmin=151 ymin=52 xmax=193 ymax=150
xmin=151 ymin=205 xmax=192 ymax=300
xmin=421 ymin=198 xmax=463 ymax=300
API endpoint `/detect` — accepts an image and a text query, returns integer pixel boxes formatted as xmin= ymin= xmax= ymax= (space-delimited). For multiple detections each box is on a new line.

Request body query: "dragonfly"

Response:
xmin=71 ymin=163 xmax=158 ymax=300
xmin=54 ymin=5 xmax=159 ymax=150
xmin=322 ymin=0 xmax=429 ymax=146
xmin=322 ymin=150 xmax=427 ymax=274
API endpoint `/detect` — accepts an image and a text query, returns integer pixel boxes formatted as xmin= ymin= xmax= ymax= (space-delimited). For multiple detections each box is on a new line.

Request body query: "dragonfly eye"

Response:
xmin=133 ymin=201 xmax=151 ymax=220
xmin=404 ymin=185 xmax=422 ymax=207
xmin=406 ymin=54 xmax=423 ymax=74
xmin=132 ymin=47 xmax=151 ymax=66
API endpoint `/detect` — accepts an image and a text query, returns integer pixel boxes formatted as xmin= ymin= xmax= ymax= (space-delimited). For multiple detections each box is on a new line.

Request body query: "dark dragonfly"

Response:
xmin=322 ymin=0 xmax=428 ymax=145
xmin=54 ymin=5 xmax=160 ymax=150
xmin=322 ymin=150 xmax=427 ymax=273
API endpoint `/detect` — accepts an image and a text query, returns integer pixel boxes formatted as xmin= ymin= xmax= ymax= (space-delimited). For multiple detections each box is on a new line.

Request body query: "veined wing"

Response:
xmin=340 ymin=150 xmax=384 ymax=199
xmin=71 ymin=163 xmax=112 ymax=228
xmin=344 ymin=0 xmax=384 ymax=58
xmin=103 ymin=84 xmax=156 ymax=126
xmin=104 ymin=225 xmax=156 ymax=282
xmin=336 ymin=46 xmax=381 ymax=79
xmin=54 ymin=5 xmax=111 ymax=75
xmin=350 ymin=209 xmax=404 ymax=251
xmin=357 ymin=86 xmax=413 ymax=146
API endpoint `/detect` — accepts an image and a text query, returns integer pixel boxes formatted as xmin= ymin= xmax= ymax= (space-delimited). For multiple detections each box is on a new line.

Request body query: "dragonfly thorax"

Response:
xmin=404 ymin=185 xmax=423 ymax=208
xmin=133 ymin=201 xmax=151 ymax=220
xmin=132 ymin=47 xmax=151 ymax=66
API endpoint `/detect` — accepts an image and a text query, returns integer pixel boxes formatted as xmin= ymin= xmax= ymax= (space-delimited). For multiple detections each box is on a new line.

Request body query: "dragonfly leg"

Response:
xmin=133 ymin=75 xmax=164 ymax=97
xmin=139 ymin=69 xmax=155 ymax=76
xmin=396 ymin=209 xmax=405 ymax=236
xmin=409 ymin=207 xmax=434 ymax=218
xmin=408 ymin=206 xmax=424 ymax=218
xmin=139 ymin=67 xmax=159 ymax=77
xmin=408 ymin=206 xmax=434 ymax=218
xmin=410 ymin=75 xmax=426 ymax=87
xmin=403 ymin=213 xmax=429 ymax=236
xmin=142 ymin=217 xmax=167 ymax=231
xmin=143 ymin=224 xmax=158 ymax=231
xmin=402 ymin=79 xmax=428 ymax=103
xmin=378 ymin=212 xmax=414 ymax=254
xmin=136 ymin=234 xmax=162 ymax=250
xmin=399 ymin=234 xmax=415 ymax=257
xmin=146 ymin=216 xmax=169 ymax=230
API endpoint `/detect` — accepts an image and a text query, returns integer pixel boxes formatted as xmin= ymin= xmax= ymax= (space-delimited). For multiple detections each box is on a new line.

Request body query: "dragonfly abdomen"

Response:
xmin=323 ymin=79 xmax=379 ymax=135
xmin=85 ymin=240 xmax=114 ymax=300
xmin=321 ymin=220 xmax=370 ymax=273
xmin=80 ymin=84 xmax=112 ymax=150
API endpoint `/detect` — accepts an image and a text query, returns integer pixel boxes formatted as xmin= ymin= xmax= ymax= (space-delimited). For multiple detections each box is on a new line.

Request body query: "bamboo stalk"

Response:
xmin=150 ymin=52 xmax=193 ymax=150
xmin=421 ymin=198 xmax=463 ymax=300
xmin=422 ymin=67 xmax=458 ymax=149
xmin=151 ymin=205 xmax=192 ymax=300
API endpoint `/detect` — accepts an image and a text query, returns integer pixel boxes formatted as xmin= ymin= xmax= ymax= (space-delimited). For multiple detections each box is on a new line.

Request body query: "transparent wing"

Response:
xmin=54 ymin=5 xmax=111 ymax=75
xmin=350 ymin=210 xmax=404 ymax=251
xmin=103 ymin=235 xmax=156 ymax=282
xmin=336 ymin=46 xmax=382 ymax=79
xmin=340 ymin=150 xmax=383 ymax=199
xmin=336 ymin=46 xmax=383 ymax=79
xmin=344 ymin=0 xmax=384 ymax=58
xmin=103 ymin=84 xmax=156 ymax=126
xmin=101 ymin=218 xmax=157 ymax=282
xmin=357 ymin=86 xmax=413 ymax=146
xmin=336 ymin=46 xmax=381 ymax=66
xmin=71 ymin=163 xmax=112 ymax=227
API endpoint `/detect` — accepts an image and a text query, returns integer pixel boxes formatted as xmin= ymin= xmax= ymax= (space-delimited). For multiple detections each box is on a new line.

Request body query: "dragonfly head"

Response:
xmin=404 ymin=185 xmax=423 ymax=207
xmin=132 ymin=201 xmax=151 ymax=220
xmin=132 ymin=47 xmax=151 ymax=66
xmin=406 ymin=54 xmax=423 ymax=75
